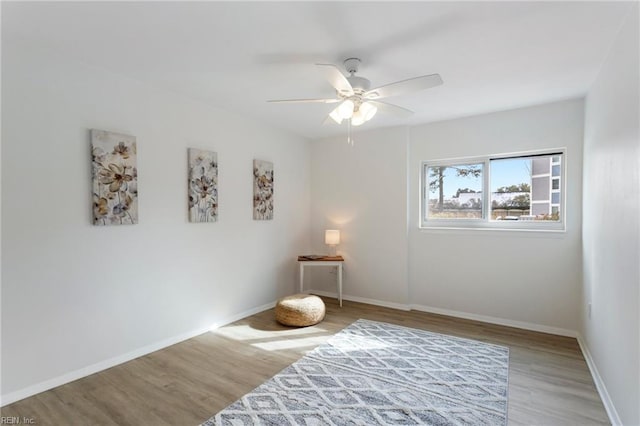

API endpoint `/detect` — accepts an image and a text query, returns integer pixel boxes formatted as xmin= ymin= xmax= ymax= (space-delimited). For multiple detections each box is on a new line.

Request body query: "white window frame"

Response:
xmin=420 ymin=148 xmax=566 ymax=232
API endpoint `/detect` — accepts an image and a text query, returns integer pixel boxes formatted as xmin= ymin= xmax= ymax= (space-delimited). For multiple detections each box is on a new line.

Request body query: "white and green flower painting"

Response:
xmin=188 ymin=148 xmax=218 ymax=223
xmin=253 ymin=159 xmax=273 ymax=220
xmin=91 ymin=129 xmax=138 ymax=226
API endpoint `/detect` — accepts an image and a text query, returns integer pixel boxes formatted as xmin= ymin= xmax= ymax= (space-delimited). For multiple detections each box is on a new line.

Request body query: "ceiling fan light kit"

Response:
xmin=328 ymin=99 xmax=377 ymax=126
xmin=267 ymin=57 xmax=443 ymax=143
xmin=350 ymin=102 xmax=378 ymax=126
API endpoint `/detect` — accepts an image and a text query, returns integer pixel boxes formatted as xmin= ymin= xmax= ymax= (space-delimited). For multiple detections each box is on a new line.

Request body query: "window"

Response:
xmin=421 ymin=150 xmax=565 ymax=230
xmin=425 ymin=162 xmax=484 ymax=220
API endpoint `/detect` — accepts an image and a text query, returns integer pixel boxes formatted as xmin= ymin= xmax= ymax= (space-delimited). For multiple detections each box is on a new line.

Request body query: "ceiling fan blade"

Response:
xmin=365 ymin=73 xmax=443 ymax=99
xmin=316 ymin=63 xmax=354 ymax=96
xmin=368 ymin=100 xmax=414 ymax=118
xmin=267 ymin=98 xmax=340 ymax=104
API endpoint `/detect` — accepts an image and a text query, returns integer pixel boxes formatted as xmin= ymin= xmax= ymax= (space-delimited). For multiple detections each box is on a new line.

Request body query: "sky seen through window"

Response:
xmin=435 ymin=158 xmax=532 ymax=198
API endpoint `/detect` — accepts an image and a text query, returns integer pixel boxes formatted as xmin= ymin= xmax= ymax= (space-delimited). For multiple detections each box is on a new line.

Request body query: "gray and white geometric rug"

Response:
xmin=202 ymin=319 xmax=509 ymax=425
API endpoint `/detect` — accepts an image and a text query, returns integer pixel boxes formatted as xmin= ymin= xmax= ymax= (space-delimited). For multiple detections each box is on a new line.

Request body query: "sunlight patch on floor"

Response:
xmin=210 ymin=324 xmax=329 ymax=341
xmin=251 ymin=335 xmax=331 ymax=351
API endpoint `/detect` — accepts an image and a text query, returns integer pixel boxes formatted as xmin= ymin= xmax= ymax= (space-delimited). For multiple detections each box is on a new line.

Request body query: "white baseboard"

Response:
xmin=207 ymin=300 xmax=277 ymax=331
xmin=308 ymin=289 xmax=411 ymax=311
xmin=576 ymin=334 xmax=622 ymax=426
xmin=410 ymin=303 xmax=578 ymax=338
xmin=0 ymin=300 xmax=276 ymax=407
xmin=309 ymin=291 xmax=577 ymax=337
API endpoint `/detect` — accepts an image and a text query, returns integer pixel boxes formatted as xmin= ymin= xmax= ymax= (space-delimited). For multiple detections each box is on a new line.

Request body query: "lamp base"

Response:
xmin=328 ymin=245 xmax=337 ymax=256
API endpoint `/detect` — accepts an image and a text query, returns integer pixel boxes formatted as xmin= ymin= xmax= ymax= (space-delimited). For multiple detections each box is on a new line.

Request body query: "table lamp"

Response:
xmin=325 ymin=230 xmax=340 ymax=256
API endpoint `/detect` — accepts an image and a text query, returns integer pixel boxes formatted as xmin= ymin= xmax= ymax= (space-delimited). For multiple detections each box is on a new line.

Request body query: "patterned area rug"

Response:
xmin=202 ymin=319 xmax=509 ymax=425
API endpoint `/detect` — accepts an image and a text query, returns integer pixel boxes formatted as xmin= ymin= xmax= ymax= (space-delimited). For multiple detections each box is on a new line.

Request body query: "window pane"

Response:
xmin=426 ymin=163 xmax=483 ymax=219
xmin=490 ymin=158 xmax=532 ymax=220
xmin=490 ymin=154 xmax=562 ymax=222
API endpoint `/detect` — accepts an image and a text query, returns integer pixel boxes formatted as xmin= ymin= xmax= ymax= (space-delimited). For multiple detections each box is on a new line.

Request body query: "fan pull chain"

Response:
xmin=347 ymin=119 xmax=354 ymax=146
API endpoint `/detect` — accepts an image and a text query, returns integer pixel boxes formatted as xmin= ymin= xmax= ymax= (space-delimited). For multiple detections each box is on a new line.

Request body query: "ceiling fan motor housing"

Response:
xmin=343 ymin=58 xmax=370 ymax=97
xmin=346 ymin=76 xmax=371 ymax=94
xmin=343 ymin=57 xmax=361 ymax=74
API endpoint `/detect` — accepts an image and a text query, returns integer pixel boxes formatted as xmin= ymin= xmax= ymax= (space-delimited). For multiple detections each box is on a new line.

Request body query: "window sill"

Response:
xmin=418 ymin=223 xmax=566 ymax=235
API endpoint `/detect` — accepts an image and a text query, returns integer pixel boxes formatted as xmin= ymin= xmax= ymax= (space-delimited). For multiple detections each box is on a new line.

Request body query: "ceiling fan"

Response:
xmin=267 ymin=58 xmax=443 ymax=127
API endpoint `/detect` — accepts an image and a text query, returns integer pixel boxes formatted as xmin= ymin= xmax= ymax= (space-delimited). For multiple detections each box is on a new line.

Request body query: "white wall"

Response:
xmin=309 ymin=127 xmax=409 ymax=308
xmin=409 ymin=99 xmax=584 ymax=333
xmin=583 ymin=4 xmax=639 ymax=425
xmin=1 ymin=38 xmax=311 ymax=403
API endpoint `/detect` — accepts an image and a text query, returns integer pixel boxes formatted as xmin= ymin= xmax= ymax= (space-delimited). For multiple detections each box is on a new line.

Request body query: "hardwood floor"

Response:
xmin=1 ymin=297 xmax=609 ymax=425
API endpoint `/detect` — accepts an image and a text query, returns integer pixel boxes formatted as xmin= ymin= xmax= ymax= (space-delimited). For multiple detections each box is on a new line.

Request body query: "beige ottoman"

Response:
xmin=275 ymin=294 xmax=326 ymax=327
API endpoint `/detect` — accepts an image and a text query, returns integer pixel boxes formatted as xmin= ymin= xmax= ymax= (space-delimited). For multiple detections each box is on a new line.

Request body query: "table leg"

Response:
xmin=299 ymin=264 xmax=304 ymax=293
xmin=337 ymin=264 xmax=343 ymax=307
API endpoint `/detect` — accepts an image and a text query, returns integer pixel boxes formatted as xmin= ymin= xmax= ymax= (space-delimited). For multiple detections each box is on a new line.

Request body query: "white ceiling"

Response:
xmin=2 ymin=1 xmax=632 ymax=139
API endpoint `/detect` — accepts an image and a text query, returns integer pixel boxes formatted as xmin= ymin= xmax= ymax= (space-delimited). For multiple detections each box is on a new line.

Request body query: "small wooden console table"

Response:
xmin=297 ymin=255 xmax=344 ymax=307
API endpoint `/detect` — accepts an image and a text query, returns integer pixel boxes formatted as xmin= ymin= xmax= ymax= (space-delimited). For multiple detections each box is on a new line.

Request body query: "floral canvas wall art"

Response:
xmin=188 ymin=148 xmax=218 ymax=222
xmin=91 ymin=129 xmax=138 ymax=225
xmin=253 ymin=159 xmax=274 ymax=220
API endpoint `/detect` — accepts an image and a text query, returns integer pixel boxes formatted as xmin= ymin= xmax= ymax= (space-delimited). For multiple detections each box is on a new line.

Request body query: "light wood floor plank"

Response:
xmin=1 ymin=297 xmax=609 ymax=425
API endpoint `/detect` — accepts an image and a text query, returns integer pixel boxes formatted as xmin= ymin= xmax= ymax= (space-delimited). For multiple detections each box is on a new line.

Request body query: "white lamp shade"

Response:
xmin=325 ymin=229 xmax=340 ymax=245
xmin=351 ymin=109 xmax=365 ymax=126
xmin=360 ymin=102 xmax=377 ymax=121
xmin=337 ymin=100 xmax=354 ymax=119
xmin=329 ymin=108 xmax=343 ymax=124
xmin=351 ymin=102 xmax=377 ymax=127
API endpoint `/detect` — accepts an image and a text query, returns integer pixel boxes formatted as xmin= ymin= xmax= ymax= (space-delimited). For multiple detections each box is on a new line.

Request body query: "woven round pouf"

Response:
xmin=275 ymin=294 xmax=326 ymax=327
